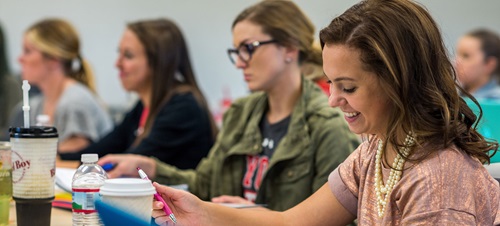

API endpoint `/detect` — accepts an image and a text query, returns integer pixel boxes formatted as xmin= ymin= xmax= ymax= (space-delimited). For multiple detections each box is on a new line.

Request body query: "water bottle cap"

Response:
xmin=81 ymin=154 xmax=98 ymax=163
xmin=36 ymin=114 xmax=51 ymax=126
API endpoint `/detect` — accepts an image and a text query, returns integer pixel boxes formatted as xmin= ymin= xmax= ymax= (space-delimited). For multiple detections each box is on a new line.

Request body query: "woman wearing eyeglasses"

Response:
xmin=99 ymin=1 xmax=358 ymax=211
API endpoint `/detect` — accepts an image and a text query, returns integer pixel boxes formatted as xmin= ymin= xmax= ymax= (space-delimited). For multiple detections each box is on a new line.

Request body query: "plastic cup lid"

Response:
xmin=9 ymin=126 xmax=58 ymax=138
xmin=100 ymin=178 xmax=156 ymax=197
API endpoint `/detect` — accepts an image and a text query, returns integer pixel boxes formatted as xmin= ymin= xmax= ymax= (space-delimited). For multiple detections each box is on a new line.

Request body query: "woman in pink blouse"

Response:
xmin=150 ymin=0 xmax=500 ymax=225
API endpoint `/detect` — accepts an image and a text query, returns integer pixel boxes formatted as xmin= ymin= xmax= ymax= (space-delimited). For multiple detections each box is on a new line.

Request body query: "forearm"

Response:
xmin=205 ymin=202 xmax=286 ymax=226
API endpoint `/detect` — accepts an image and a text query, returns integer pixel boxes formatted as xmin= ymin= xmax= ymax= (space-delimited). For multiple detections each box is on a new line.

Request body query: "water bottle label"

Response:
xmin=72 ymin=188 xmax=100 ymax=213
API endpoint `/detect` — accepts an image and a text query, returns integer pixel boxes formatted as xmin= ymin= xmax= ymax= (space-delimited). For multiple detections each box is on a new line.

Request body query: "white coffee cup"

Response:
xmin=99 ymin=178 xmax=156 ymax=222
xmin=10 ymin=126 xmax=58 ymax=226
xmin=10 ymin=126 xmax=58 ymax=199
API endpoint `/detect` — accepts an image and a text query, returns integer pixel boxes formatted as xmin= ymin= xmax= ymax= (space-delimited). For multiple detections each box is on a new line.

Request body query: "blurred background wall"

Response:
xmin=1 ymin=0 xmax=499 ymax=112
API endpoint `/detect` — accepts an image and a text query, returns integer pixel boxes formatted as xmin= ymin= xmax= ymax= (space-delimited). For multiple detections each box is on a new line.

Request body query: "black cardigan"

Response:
xmin=60 ymin=92 xmax=214 ymax=170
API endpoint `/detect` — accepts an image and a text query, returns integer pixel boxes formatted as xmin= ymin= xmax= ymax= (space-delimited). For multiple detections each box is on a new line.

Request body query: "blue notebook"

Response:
xmin=95 ymin=200 xmax=151 ymax=226
xmin=466 ymin=98 xmax=500 ymax=162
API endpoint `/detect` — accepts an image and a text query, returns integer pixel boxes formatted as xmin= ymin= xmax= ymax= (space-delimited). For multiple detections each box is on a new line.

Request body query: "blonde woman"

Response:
xmin=13 ymin=18 xmax=113 ymax=152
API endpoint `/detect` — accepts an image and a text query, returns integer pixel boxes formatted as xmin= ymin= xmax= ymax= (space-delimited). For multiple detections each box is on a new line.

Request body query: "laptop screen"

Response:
xmin=465 ymin=98 xmax=500 ymax=162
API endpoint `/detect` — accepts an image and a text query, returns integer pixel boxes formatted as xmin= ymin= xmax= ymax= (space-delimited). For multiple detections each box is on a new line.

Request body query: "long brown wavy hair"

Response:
xmin=320 ymin=0 xmax=498 ymax=164
xmin=127 ymin=18 xmax=218 ymax=145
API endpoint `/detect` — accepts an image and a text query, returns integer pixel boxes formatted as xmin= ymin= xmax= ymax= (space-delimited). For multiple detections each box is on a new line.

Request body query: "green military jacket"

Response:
xmin=154 ymin=77 xmax=359 ymax=211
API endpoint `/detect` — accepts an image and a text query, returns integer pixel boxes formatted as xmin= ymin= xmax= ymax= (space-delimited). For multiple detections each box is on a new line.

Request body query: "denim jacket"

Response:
xmin=473 ymin=77 xmax=500 ymax=100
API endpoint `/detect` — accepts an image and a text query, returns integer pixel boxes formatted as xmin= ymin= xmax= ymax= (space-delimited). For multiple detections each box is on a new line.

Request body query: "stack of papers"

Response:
xmin=53 ymin=168 xmax=76 ymax=210
xmin=55 ymin=167 xmax=76 ymax=193
xmin=53 ymin=192 xmax=72 ymax=210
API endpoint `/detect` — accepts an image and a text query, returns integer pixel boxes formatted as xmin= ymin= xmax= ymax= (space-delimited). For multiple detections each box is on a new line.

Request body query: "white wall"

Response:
xmin=1 ymin=0 xmax=499 ymax=111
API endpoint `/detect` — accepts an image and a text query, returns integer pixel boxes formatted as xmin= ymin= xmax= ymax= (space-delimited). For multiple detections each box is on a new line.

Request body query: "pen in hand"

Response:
xmin=101 ymin=163 xmax=115 ymax=172
xmin=137 ymin=167 xmax=177 ymax=224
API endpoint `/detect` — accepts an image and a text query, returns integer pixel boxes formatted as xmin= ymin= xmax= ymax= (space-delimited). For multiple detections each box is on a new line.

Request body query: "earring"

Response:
xmin=71 ymin=58 xmax=81 ymax=72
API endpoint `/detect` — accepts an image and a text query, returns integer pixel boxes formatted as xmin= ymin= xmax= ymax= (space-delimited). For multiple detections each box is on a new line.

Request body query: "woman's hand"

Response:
xmin=152 ymin=182 xmax=207 ymax=226
xmin=97 ymin=154 xmax=156 ymax=178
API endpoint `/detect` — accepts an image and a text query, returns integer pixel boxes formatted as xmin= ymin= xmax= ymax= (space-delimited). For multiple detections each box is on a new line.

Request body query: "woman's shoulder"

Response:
xmin=231 ymin=91 xmax=265 ymax=107
xmin=169 ymin=92 xmax=196 ymax=101
xmin=417 ymin=146 xmax=482 ymax=169
xmin=410 ymin=146 xmax=495 ymax=184
xmin=57 ymin=83 xmax=110 ymax=119
xmin=223 ymin=92 xmax=266 ymax=116
xmin=340 ymin=137 xmax=377 ymax=168
xmin=60 ymin=82 xmax=99 ymax=105
xmin=159 ymin=92 xmax=203 ymax=111
xmin=356 ymin=138 xmax=378 ymax=160
xmin=399 ymin=146 xmax=499 ymax=222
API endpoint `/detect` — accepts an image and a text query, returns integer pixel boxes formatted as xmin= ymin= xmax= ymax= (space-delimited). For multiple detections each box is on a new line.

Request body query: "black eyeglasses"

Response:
xmin=227 ymin=40 xmax=278 ymax=64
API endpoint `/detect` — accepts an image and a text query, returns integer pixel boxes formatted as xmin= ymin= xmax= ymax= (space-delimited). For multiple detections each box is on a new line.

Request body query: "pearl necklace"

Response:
xmin=374 ymin=133 xmax=415 ymax=217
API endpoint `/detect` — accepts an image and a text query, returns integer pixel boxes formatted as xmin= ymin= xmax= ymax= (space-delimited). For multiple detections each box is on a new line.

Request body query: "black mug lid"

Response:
xmin=9 ymin=126 xmax=58 ymax=138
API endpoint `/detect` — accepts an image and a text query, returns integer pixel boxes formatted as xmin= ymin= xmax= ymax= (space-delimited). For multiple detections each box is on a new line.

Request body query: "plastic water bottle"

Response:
xmin=72 ymin=154 xmax=107 ymax=226
xmin=35 ymin=114 xmax=51 ymax=126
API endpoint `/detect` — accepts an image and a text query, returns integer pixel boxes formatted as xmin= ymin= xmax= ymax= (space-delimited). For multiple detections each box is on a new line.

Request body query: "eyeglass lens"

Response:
xmin=228 ymin=45 xmax=251 ymax=64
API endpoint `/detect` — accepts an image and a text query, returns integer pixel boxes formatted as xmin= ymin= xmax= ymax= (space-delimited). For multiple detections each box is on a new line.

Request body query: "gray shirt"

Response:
xmin=10 ymin=83 xmax=113 ymax=142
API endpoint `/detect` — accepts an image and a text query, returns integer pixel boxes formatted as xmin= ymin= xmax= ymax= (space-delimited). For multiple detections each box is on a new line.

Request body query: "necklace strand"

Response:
xmin=374 ymin=133 xmax=415 ymax=217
